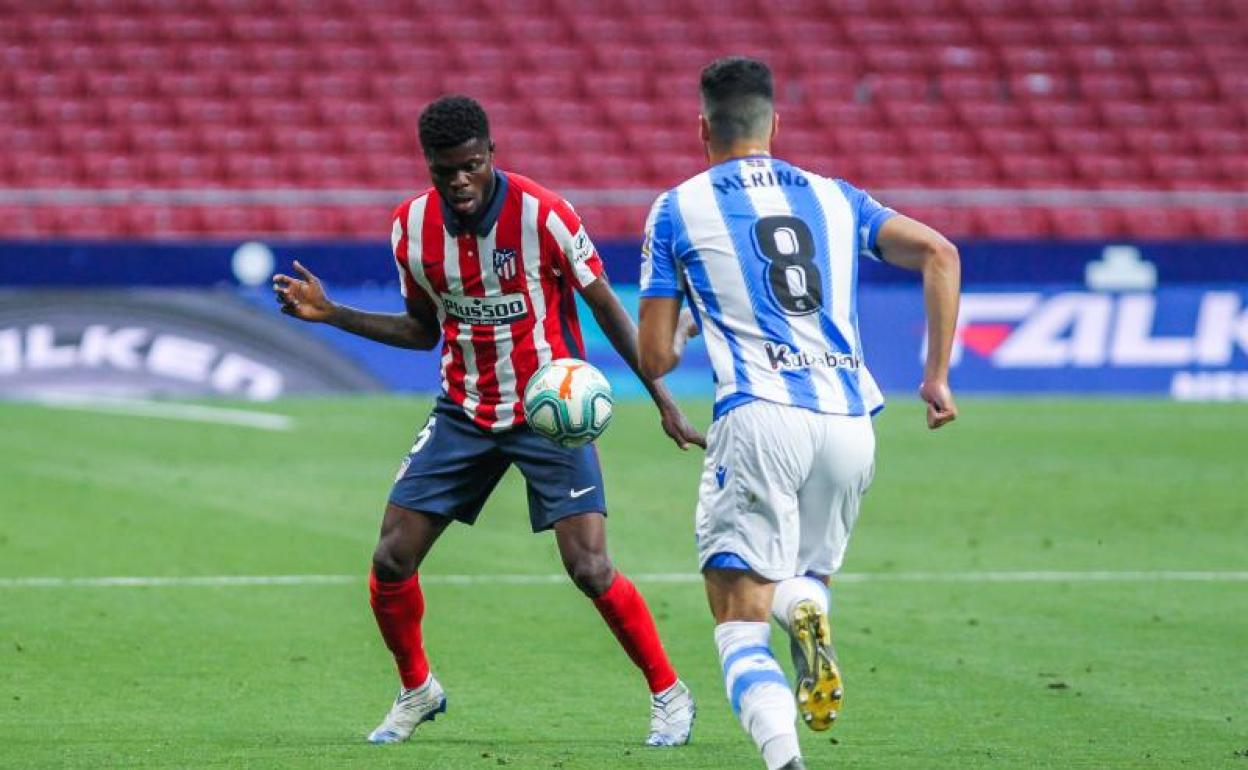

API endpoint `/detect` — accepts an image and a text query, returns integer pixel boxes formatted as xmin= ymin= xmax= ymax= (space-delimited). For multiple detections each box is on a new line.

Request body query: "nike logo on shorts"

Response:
xmin=715 ymin=465 xmax=728 ymax=489
xmin=570 ymin=486 xmax=597 ymax=499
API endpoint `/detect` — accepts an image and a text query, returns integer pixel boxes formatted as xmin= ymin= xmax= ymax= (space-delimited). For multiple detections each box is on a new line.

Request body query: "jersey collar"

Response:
xmin=441 ymin=170 xmax=509 ymax=238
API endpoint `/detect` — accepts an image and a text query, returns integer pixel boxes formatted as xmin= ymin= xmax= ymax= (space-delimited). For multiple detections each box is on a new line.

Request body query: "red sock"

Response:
xmin=369 ymin=570 xmax=430 ymax=689
xmin=592 ymin=572 xmax=678 ymax=694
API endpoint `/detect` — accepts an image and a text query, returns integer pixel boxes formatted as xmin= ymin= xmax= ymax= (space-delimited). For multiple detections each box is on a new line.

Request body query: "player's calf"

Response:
xmin=561 ymin=550 xmax=615 ymax=598
xmin=715 ymin=621 xmax=802 ymax=770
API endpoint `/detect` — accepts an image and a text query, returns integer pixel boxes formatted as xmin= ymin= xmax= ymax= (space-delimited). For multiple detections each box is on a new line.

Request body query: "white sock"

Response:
xmin=771 ymin=576 xmax=829 ymax=634
xmin=714 ymin=621 xmax=801 ymax=770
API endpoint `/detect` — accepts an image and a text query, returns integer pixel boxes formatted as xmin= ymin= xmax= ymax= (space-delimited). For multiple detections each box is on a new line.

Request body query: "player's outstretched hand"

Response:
xmin=919 ymin=379 xmax=958 ymax=430
xmin=272 ymin=260 xmax=336 ymax=323
xmin=659 ymin=399 xmax=706 ymax=450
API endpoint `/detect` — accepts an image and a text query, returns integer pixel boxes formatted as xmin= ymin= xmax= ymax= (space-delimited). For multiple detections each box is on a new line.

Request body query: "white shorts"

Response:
xmin=695 ymin=399 xmax=876 ymax=581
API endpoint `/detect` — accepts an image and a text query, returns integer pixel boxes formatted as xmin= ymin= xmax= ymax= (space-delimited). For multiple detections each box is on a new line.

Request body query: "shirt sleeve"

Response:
xmin=391 ymin=202 xmax=420 ymax=299
xmin=543 ymin=197 xmax=605 ymax=290
xmin=836 ymin=179 xmax=897 ymax=261
xmin=639 ymin=192 xmax=684 ymax=299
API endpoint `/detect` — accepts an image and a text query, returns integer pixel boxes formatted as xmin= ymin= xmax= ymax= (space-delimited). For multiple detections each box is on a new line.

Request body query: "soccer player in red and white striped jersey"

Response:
xmin=391 ymin=142 xmax=608 ymax=431
xmin=273 ymin=96 xmax=703 ymax=747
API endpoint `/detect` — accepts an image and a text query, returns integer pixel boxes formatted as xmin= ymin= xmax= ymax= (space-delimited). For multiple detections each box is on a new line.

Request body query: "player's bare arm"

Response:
xmin=637 ymin=298 xmax=699 ymax=381
xmin=580 ymin=276 xmax=705 ymax=450
xmin=875 ymin=215 xmax=962 ymax=430
xmin=273 ymin=260 xmax=440 ymax=351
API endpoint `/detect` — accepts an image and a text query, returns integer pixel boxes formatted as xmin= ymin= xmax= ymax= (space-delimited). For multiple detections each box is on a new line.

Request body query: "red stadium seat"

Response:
xmin=11 ymin=153 xmax=81 ymax=186
xmin=862 ymin=47 xmax=929 ymax=73
xmin=1050 ymin=208 xmax=1127 ymax=239
xmin=955 ymin=101 xmax=1027 ymax=127
xmin=1067 ymin=45 xmax=1135 ymax=73
xmin=146 ymin=153 xmax=225 ymax=187
xmin=51 ymin=206 xmax=130 ymax=238
xmin=1191 ymin=208 xmax=1248 ymax=239
xmin=1029 ymin=0 xmax=1094 ymax=15
xmin=1120 ymin=127 xmax=1195 ymax=155
xmin=932 ymin=45 xmax=996 ymax=72
xmin=581 ymin=71 xmax=650 ymax=100
xmin=863 ymin=73 xmax=932 ymax=101
xmin=1118 ymin=19 xmax=1177 ymax=45
xmin=973 ymin=206 xmax=1054 ymax=238
xmin=1212 ymin=153 xmax=1248 ymax=186
xmin=1100 ymin=100 xmax=1173 ymax=128
xmin=1008 ymin=71 xmax=1074 ymax=100
xmin=6 ymin=126 xmax=60 ymax=154
xmin=1050 ymin=127 xmax=1125 ymax=155
xmin=0 ymin=206 xmax=43 ymax=237
xmin=908 ymin=17 xmax=978 ymax=45
xmin=975 ymin=126 xmax=1050 ymax=155
xmin=800 ymin=73 xmax=859 ymax=102
xmin=903 ymin=205 xmax=977 ymax=238
xmin=979 ymin=19 xmax=1049 ymax=45
xmin=856 ymin=155 xmax=927 ymax=187
xmin=903 ymin=126 xmax=978 ymax=155
xmin=997 ymin=153 xmax=1076 ymax=187
xmin=791 ymin=48 xmax=863 ymax=76
xmin=1028 ymin=99 xmax=1098 ymax=127
xmin=1190 ymin=128 xmax=1247 ymax=155
xmin=834 ymin=127 xmax=900 ymax=155
xmin=958 ymin=0 xmax=1020 ymax=15
xmin=926 ymin=153 xmax=1000 ymax=186
xmin=1151 ymin=165 xmax=1228 ymax=192
xmin=1179 ymin=15 xmax=1248 ymax=45
xmin=1168 ymin=101 xmax=1240 ymax=130
xmin=79 ymin=152 xmax=146 ymax=188
xmin=1078 ymin=73 xmax=1145 ymax=100
xmin=1121 ymin=208 xmax=1199 ymax=238
xmin=998 ymin=45 xmax=1066 ymax=73
xmin=881 ymin=101 xmax=957 ymax=128
xmin=1213 ymin=69 xmax=1248 ymax=101
xmin=1146 ymin=73 xmax=1216 ymax=100
xmin=1044 ymin=17 xmax=1116 ymax=45
xmin=1074 ymin=154 xmax=1149 ymax=186
xmin=1133 ymin=45 xmax=1204 ymax=73
xmin=938 ymin=71 xmax=1004 ymax=100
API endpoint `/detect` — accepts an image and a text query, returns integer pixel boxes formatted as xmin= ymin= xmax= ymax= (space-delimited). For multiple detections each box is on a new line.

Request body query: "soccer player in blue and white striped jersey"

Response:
xmin=638 ymin=57 xmax=961 ymax=770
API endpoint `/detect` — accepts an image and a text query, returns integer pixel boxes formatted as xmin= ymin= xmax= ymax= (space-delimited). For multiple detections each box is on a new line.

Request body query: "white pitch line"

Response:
xmin=28 ymin=395 xmax=294 ymax=431
xmin=1 ymin=571 xmax=1246 ymax=590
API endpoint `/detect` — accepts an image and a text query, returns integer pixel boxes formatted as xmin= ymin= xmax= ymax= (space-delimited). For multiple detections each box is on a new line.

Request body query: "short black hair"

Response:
xmin=418 ymin=95 xmax=491 ymax=155
xmin=699 ymin=57 xmax=775 ymax=145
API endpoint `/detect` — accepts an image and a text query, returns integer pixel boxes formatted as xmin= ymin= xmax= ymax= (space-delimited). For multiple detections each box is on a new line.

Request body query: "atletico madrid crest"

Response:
xmin=493 ymin=248 xmax=517 ymax=280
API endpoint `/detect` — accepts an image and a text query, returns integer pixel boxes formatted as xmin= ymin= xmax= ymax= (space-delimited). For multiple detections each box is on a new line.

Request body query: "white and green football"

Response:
xmin=523 ymin=358 xmax=613 ymax=448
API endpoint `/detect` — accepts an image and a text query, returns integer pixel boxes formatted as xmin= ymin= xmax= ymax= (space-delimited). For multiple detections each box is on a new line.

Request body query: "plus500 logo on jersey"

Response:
xmin=440 ymin=293 xmax=529 ymax=326
xmin=951 ymin=291 xmax=1248 ymax=369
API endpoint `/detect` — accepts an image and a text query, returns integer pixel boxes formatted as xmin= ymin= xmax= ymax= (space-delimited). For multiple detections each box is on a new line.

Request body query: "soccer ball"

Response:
xmin=523 ymin=358 xmax=613 ymax=447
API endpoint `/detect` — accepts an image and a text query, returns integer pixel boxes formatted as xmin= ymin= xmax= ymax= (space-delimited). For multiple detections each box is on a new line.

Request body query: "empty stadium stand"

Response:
xmin=0 ymin=0 xmax=1245 ymax=239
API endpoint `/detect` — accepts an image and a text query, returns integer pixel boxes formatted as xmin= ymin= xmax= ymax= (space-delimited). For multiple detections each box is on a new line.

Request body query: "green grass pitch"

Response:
xmin=1 ymin=397 xmax=1245 ymax=769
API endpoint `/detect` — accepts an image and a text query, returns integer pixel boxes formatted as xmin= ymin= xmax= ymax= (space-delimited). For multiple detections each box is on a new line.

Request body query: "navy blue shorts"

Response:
xmin=389 ymin=397 xmax=608 ymax=532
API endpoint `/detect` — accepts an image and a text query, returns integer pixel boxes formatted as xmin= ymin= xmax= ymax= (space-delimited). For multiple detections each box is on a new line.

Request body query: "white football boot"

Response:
xmin=646 ymin=679 xmax=696 ymax=746
xmin=366 ymin=675 xmax=447 ymax=744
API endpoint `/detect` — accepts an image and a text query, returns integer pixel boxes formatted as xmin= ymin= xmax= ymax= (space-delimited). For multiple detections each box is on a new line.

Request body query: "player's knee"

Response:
xmin=371 ymin=542 xmax=414 ymax=583
xmin=563 ymin=551 xmax=614 ymax=597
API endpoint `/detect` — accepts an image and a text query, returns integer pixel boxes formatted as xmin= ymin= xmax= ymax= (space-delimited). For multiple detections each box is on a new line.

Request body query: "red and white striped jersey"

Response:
xmin=391 ymin=170 xmax=605 ymax=431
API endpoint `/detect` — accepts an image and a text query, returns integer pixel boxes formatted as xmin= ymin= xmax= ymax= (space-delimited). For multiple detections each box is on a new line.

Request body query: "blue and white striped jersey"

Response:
xmin=640 ymin=156 xmax=896 ymax=421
